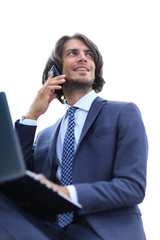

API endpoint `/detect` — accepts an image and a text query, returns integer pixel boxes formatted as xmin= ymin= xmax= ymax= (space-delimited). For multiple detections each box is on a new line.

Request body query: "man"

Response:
xmin=1 ymin=33 xmax=148 ymax=239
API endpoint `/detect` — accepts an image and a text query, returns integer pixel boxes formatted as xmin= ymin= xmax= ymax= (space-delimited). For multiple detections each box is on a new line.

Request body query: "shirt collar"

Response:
xmin=65 ymin=90 xmax=97 ymax=112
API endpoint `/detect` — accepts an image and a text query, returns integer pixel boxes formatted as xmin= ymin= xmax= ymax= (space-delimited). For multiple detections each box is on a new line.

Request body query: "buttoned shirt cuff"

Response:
xmin=66 ymin=185 xmax=79 ymax=204
xmin=19 ymin=118 xmax=37 ymax=126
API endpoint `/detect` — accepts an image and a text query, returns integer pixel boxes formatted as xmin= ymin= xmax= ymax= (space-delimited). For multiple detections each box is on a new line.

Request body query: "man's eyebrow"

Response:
xmin=85 ymin=49 xmax=92 ymax=52
xmin=65 ymin=48 xmax=92 ymax=54
xmin=65 ymin=49 xmax=78 ymax=54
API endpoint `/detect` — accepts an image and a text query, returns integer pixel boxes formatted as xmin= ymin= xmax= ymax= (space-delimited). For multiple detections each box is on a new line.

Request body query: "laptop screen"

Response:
xmin=0 ymin=92 xmax=25 ymax=183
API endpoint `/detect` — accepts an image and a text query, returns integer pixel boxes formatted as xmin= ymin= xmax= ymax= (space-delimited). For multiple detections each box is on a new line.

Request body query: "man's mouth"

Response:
xmin=74 ymin=66 xmax=89 ymax=72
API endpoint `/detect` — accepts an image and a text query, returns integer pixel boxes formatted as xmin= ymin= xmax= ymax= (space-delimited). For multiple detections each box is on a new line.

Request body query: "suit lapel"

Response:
xmin=77 ymin=97 xmax=107 ymax=149
xmin=48 ymin=118 xmax=62 ymax=166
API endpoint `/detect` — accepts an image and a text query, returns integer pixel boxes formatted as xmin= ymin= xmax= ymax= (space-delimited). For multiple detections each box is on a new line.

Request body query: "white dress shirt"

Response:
xmin=20 ymin=90 xmax=97 ymax=203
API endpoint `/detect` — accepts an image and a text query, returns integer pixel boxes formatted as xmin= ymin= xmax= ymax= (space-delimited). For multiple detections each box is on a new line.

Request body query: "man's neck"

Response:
xmin=63 ymin=88 xmax=93 ymax=106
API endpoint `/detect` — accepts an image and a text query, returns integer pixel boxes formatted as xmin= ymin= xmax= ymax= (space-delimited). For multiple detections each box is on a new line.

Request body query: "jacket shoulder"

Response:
xmin=96 ymin=96 xmax=141 ymax=114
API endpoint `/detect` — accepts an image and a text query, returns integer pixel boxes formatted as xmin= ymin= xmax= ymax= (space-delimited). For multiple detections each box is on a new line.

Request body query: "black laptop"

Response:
xmin=0 ymin=92 xmax=82 ymax=219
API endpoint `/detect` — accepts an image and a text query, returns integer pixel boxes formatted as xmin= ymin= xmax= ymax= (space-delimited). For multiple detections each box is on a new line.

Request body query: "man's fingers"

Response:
xmin=44 ymin=75 xmax=66 ymax=93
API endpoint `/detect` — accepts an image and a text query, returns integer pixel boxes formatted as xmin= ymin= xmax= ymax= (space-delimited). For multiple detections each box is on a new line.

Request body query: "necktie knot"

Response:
xmin=68 ymin=106 xmax=76 ymax=116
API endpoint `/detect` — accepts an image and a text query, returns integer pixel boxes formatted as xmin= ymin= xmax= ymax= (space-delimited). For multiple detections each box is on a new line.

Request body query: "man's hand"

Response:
xmin=35 ymin=173 xmax=70 ymax=198
xmin=25 ymin=72 xmax=66 ymax=120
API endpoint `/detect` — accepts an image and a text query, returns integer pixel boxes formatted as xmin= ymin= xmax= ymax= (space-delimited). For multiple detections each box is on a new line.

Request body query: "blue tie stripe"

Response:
xmin=58 ymin=107 xmax=76 ymax=227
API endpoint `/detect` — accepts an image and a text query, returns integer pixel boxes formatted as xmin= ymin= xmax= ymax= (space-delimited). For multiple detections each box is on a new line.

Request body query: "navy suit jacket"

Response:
xmin=15 ymin=97 xmax=148 ymax=239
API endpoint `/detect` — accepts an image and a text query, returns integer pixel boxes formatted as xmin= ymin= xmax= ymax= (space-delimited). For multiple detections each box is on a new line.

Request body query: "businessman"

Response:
xmin=0 ymin=33 xmax=148 ymax=239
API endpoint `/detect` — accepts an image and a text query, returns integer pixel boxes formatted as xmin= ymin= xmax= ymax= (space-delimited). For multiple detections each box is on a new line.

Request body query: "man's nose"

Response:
xmin=77 ymin=52 xmax=87 ymax=62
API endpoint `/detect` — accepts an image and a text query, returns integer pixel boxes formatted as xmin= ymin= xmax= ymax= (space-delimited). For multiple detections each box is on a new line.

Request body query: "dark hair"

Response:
xmin=42 ymin=33 xmax=105 ymax=104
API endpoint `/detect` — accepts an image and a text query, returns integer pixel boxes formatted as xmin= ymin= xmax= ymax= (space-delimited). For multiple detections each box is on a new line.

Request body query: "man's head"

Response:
xmin=42 ymin=33 xmax=105 ymax=103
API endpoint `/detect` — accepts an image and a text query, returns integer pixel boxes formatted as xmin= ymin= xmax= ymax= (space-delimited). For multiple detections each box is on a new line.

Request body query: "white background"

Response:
xmin=0 ymin=1 xmax=160 ymax=239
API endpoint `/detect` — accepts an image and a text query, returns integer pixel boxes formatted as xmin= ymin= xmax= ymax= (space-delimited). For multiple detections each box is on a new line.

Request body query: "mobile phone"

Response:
xmin=48 ymin=65 xmax=62 ymax=94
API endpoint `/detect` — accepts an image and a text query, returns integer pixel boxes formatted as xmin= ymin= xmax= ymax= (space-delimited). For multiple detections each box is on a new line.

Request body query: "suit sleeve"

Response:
xmin=15 ymin=120 xmax=37 ymax=170
xmin=74 ymin=103 xmax=148 ymax=215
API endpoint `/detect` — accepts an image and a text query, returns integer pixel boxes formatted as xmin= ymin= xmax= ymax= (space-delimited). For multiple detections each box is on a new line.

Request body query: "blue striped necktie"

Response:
xmin=58 ymin=106 xmax=76 ymax=228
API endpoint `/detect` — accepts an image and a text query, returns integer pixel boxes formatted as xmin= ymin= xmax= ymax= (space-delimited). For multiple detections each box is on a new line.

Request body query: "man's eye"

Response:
xmin=86 ymin=52 xmax=93 ymax=57
xmin=68 ymin=52 xmax=76 ymax=56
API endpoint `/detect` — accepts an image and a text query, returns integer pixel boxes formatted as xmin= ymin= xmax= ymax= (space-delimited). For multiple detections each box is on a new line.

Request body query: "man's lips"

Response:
xmin=73 ymin=65 xmax=89 ymax=71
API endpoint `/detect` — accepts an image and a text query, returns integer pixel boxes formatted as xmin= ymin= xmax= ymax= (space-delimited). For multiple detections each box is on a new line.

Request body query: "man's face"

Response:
xmin=61 ymin=39 xmax=96 ymax=87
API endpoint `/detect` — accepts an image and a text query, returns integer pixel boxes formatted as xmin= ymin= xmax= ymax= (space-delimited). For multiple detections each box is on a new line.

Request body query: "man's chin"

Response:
xmin=63 ymin=78 xmax=94 ymax=90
